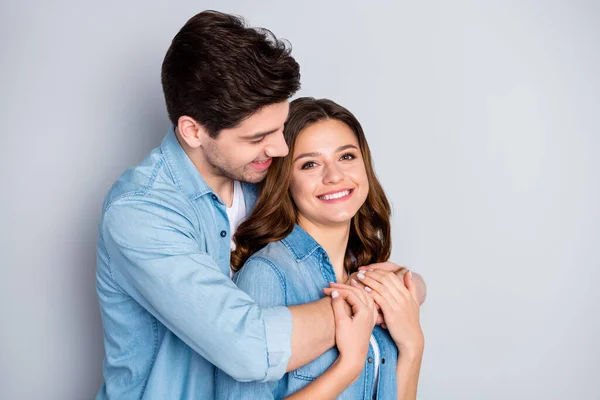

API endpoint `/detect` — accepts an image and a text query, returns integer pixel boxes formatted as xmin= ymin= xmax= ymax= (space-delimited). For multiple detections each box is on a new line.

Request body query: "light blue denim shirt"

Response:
xmin=96 ymin=127 xmax=293 ymax=399
xmin=215 ymin=225 xmax=398 ymax=399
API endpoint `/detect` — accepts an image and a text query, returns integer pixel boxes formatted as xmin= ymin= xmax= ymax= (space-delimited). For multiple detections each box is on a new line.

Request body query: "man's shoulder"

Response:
xmin=101 ymin=147 xmax=186 ymax=216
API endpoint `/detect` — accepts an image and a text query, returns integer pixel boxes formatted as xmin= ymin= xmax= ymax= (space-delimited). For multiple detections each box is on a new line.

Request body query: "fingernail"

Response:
xmin=408 ymin=270 xmax=412 ymax=279
xmin=368 ymin=268 xmax=374 ymax=272
xmin=332 ymin=290 xmax=339 ymax=298
xmin=351 ymin=279 xmax=359 ymax=285
xmin=364 ymin=286 xmax=372 ymax=292
xmin=357 ymin=272 xmax=365 ymax=280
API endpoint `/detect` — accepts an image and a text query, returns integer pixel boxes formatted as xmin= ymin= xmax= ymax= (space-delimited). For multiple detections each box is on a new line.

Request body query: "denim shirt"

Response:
xmin=215 ymin=225 xmax=398 ymax=399
xmin=96 ymin=127 xmax=292 ymax=399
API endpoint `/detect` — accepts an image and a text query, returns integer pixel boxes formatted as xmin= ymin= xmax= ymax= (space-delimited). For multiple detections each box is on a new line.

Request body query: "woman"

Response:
xmin=215 ymin=98 xmax=424 ymax=399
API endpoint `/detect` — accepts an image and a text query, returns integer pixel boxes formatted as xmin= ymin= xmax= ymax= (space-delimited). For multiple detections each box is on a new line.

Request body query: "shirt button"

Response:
xmin=381 ymin=358 xmax=386 ymax=364
xmin=322 ymin=253 xmax=327 ymax=259
xmin=220 ymin=230 xmax=227 ymax=237
xmin=368 ymin=357 xmax=373 ymax=363
xmin=211 ymin=194 xmax=218 ymax=201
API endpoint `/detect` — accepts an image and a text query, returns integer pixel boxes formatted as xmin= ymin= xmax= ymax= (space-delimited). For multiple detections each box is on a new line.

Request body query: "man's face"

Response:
xmin=201 ymin=101 xmax=290 ymax=183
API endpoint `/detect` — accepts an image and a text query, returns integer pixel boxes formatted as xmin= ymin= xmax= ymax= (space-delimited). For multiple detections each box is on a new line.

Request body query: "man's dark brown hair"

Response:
xmin=161 ymin=10 xmax=301 ymax=137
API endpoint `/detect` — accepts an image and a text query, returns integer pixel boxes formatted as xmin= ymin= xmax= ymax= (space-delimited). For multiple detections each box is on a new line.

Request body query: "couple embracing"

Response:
xmin=96 ymin=10 xmax=426 ymax=400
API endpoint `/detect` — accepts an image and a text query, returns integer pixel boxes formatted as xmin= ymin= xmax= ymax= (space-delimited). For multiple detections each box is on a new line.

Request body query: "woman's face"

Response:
xmin=289 ymin=119 xmax=369 ymax=227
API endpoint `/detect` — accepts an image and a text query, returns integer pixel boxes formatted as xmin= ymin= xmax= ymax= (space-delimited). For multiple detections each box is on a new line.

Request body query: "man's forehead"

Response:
xmin=236 ymin=102 xmax=289 ymax=136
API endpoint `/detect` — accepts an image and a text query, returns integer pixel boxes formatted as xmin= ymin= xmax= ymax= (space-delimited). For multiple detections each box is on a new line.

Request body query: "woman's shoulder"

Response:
xmin=251 ymin=239 xmax=296 ymax=265
xmin=234 ymin=240 xmax=293 ymax=283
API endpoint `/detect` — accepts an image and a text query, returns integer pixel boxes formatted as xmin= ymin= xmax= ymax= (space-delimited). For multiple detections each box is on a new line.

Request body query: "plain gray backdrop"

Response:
xmin=1 ymin=1 xmax=599 ymax=399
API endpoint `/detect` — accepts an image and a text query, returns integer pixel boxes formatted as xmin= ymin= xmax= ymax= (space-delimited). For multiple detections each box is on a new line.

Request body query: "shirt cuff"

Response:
xmin=260 ymin=306 xmax=293 ymax=382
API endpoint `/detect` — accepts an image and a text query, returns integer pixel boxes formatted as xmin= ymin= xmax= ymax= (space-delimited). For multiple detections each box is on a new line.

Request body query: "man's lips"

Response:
xmin=250 ymin=158 xmax=272 ymax=171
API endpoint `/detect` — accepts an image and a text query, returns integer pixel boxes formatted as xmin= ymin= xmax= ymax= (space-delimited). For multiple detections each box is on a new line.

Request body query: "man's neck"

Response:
xmin=175 ymin=130 xmax=235 ymax=206
xmin=298 ymin=216 xmax=350 ymax=282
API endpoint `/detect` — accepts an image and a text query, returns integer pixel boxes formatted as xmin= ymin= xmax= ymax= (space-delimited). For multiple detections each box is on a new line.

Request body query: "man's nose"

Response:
xmin=264 ymin=131 xmax=289 ymax=158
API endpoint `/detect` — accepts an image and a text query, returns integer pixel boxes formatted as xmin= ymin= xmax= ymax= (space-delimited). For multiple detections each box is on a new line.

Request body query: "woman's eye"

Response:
xmin=340 ymin=153 xmax=356 ymax=161
xmin=301 ymin=161 xmax=317 ymax=170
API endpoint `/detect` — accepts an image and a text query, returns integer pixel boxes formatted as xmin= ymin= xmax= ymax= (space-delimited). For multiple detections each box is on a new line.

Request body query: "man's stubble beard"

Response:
xmin=204 ymin=148 xmax=267 ymax=184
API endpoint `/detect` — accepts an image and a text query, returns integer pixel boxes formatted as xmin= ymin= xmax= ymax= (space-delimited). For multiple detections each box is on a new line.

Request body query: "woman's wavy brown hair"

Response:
xmin=231 ymin=97 xmax=391 ymax=273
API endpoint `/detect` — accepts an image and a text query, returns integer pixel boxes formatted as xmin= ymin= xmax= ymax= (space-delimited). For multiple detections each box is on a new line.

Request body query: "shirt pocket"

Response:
xmin=292 ymin=347 xmax=339 ymax=381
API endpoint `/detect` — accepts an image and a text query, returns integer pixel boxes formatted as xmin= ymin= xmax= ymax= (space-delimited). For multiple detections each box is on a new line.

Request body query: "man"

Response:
xmin=96 ymin=10 xmax=425 ymax=399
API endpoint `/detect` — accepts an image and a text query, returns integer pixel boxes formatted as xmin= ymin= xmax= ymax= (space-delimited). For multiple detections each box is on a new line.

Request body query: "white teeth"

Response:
xmin=319 ymin=190 xmax=351 ymax=200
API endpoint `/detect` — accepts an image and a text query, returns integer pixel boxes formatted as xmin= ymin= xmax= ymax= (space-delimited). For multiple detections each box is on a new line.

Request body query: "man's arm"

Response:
xmin=287 ymin=298 xmax=335 ymax=371
xmin=215 ymin=258 xmax=336 ymax=396
xmin=410 ymin=272 xmax=427 ymax=305
xmin=102 ymin=198 xmax=292 ymax=382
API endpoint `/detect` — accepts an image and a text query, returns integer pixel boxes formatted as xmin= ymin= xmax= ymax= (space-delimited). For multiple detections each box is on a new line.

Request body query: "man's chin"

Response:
xmin=224 ymin=167 xmax=268 ymax=184
xmin=240 ymin=171 xmax=268 ymax=184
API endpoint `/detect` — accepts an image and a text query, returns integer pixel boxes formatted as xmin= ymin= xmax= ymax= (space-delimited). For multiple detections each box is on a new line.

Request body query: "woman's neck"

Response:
xmin=297 ymin=215 xmax=351 ymax=283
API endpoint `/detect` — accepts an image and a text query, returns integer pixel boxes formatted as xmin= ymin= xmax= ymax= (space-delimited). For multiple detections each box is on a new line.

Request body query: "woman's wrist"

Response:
xmin=334 ymin=354 xmax=364 ymax=384
xmin=397 ymin=343 xmax=424 ymax=361
xmin=395 ymin=337 xmax=425 ymax=360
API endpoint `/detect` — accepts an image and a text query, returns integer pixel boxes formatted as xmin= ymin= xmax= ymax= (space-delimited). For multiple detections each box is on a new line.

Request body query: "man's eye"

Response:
xmin=251 ymin=137 xmax=266 ymax=144
xmin=301 ymin=161 xmax=317 ymax=170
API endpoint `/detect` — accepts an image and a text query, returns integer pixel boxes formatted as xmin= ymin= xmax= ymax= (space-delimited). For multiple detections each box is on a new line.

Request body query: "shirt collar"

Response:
xmin=281 ymin=224 xmax=323 ymax=262
xmin=241 ymin=182 xmax=259 ymax=213
xmin=160 ymin=126 xmax=214 ymax=200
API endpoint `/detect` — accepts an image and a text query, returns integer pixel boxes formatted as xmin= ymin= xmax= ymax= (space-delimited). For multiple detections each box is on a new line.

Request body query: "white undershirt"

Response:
xmin=226 ymin=180 xmax=246 ymax=277
xmin=370 ymin=335 xmax=381 ymax=398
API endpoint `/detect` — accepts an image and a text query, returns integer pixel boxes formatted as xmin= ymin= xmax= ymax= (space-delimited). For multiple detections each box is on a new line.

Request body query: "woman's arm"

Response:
xmin=395 ymin=348 xmax=423 ymax=400
xmin=284 ymin=357 xmax=360 ymax=400
xmin=350 ymin=269 xmax=425 ymax=400
xmin=285 ymin=285 xmax=376 ymax=400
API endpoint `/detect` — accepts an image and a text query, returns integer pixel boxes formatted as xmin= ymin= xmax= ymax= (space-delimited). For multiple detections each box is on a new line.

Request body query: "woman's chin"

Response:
xmin=318 ymin=214 xmax=355 ymax=226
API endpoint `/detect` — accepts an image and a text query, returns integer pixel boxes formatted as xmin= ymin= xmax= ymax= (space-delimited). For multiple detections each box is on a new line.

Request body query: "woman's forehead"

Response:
xmin=294 ymin=120 xmax=358 ymax=153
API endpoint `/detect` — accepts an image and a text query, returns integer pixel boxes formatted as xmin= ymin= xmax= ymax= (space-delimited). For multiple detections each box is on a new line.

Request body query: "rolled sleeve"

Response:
xmin=215 ymin=256 xmax=291 ymax=396
xmin=261 ymin=306 xmax=292 ymax=382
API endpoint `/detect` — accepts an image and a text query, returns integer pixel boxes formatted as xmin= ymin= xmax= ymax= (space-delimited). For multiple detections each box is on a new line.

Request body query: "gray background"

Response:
xmin=1 ymin=1 xmax=598 ymax=399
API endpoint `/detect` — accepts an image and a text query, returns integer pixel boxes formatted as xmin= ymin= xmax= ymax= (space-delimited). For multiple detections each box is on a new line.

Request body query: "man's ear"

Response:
xmin=177 ymin=116 xmax=208 ymax=148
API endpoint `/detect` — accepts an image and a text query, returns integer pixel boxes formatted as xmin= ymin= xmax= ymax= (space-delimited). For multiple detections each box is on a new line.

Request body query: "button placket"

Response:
xmin=320 ymin=251 xmax=336 ymax=283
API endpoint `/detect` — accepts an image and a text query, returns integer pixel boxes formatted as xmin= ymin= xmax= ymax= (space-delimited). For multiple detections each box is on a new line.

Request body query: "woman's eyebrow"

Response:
xmin=293 ymin=144 xmax=358 ymax=162
xmin=293 ymin=151 xmax=320 ymax=162
xmin=335 ymin=144 xmax=358 ymax=152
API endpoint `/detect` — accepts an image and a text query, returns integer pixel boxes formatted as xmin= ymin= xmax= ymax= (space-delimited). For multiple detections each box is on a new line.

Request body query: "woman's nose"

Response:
xmin=323 ymin=163 xmax=343 ymax=184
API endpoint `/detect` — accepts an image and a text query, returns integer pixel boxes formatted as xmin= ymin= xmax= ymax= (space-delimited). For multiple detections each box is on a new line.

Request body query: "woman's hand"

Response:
xmin=283 ymin=284 xmax=377 ymax=400
xmin=322 ymin=283 xmax=377 ymax=378
xmin=356 ymin=270 xmax=424 ymax=356
xmin=355 ymin=263 xmax=427 ymax=306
